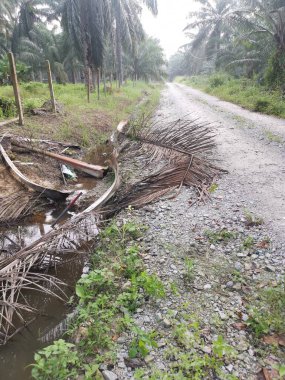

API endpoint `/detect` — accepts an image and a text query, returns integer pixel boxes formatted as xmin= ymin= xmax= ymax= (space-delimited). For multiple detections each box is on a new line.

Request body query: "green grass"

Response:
xmin=247 ymin=280 xmax=285 ymax=337
xmin=0 ymin=81 xmax=163 ymax=146
xmin=176 ymin=74 xmax=285 ymax=118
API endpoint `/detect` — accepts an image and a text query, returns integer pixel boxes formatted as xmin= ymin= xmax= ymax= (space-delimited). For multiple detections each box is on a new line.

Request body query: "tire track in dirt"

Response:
xmin=167 ymin=83 xmax=285 ymax=243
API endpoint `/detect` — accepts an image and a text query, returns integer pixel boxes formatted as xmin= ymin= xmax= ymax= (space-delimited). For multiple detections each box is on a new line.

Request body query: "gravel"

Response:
xmin=107 ymin=84 xmax=285 ymax=379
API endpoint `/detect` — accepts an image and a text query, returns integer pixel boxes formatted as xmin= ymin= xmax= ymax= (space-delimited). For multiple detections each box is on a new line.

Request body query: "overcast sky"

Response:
xmin=141 ymin=0 xmax=198 ymax=59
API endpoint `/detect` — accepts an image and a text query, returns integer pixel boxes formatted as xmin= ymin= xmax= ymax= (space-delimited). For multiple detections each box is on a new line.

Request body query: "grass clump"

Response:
xmin=247 ymin=280 xmax=285 ymax=337
xmin=243 ymin=209 xmax=264 ymax=227
xmin=31 ymin=219 xmax=165 ymax=379
xmin=205 ymin=229 xmax=237 ymax=244
xmin=265 ymin=130 xmax=283 ymax=143
xmin=184 ymin=258 xmax=195 ymax=282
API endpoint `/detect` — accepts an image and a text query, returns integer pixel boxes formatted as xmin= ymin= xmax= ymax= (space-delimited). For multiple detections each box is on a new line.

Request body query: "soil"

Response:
xmin=107 ymin=83 xmax=285 ymax=379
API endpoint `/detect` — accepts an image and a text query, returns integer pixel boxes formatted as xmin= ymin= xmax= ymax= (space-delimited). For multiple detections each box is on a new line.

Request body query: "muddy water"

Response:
xmin=0 ymin=261 xmax=83 ymax=380
xmin=0 ymin=175 xmax=98 ymax=380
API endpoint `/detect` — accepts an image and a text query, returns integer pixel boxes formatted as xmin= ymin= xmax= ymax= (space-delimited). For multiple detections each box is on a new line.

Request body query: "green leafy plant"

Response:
xmin=31 ymin=339 xmax=80 ymax=380
xmin=242 ymin=236 xmax=254 ymax=249
xmin=135 ymin=271 xmax=165 ymax=298
xmin=208 ymin=183 xmax=218 ymax=193
xmin=129 ymin=326 xmax=158 ymax=358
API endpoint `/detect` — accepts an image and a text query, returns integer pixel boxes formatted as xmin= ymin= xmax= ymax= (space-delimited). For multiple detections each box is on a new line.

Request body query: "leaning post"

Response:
xmin=46 ymin=60 xmax=56 ymax=113
xmin=7 ymin=52 xmax=24 ymax=126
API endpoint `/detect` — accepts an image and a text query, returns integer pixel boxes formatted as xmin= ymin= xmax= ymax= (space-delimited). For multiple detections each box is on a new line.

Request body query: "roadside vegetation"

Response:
xmin=175 ymin=74 xmax=285 ymax=118
xmin=169 ymin=0 xmax=285 ymax=119
xmin=0 ymin=81 xmax=162 ymax=145
xmin=31 ymin=219 xmax=165 ymax=379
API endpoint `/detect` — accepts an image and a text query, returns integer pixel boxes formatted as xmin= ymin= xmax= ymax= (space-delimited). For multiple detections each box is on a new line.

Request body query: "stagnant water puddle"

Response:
xmin=0 ymin=175 xmax=98 ymax=379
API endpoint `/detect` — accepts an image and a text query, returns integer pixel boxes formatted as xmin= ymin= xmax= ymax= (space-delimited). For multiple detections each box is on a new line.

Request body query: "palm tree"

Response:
xmin=184 ymin=0 xmax=244 ymax=71
xmin=112 ymin=0 xmax=158 ymax=87
xmin=0 ymin=0 xmax=17 ymax=58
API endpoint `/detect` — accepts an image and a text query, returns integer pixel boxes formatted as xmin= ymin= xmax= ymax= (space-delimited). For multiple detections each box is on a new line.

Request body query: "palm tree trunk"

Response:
xmin=71 ymin=65 xmax=76 ymax=84
xmin=96 ymin=67 xmax=100 ymax=100
xmin=115 ymin=5 xmax=123 ymax=88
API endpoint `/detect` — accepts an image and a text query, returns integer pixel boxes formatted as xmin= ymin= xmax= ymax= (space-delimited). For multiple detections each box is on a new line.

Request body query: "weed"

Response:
xmin=176 ymin=74 xmax=285 ymax=118
xmin=135 ymin=271 xmax=165 ymax=298
xmin=169 ymin=281 xmax=179 ymax=295
xmin=31 ymin=219 xmax=162 ymax=377
xmin=242 ymin=236 xmax=254 ymax=249
xmin=208 ymin=183 xmax=218 ymax=193
xmin=129 ymin=327 xmax=158 ymax=358
xmin=273 ymin=363 xmax=285 ymax=378
xmin=243 ymin=209 xmax=264 ymax=226
xmin=184 ymin=258 xmax=195 ymax=282
xmin=265 ymin=130 xmax=283 ymax=144
xmin=154 ymin=318 xmax=237 ymax=380
xmin=254 ymin=99 xmax=270 ymax=112
xmin=31 ymin=339 xmax=80 ymax=380
xmin=247 ymin=281 xmax=285 ymax=337
xmin=205 ymin=229 xmax=237 ymax=244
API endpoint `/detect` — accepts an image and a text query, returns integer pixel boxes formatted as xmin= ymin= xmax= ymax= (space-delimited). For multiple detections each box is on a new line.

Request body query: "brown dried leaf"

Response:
xmin=263 ymin=334 xmax=285 ymax=347
xmin=232 ymin=322 xmax=247 ymax=330
xmin=262 ymin=368 xmax=273 ymax=380
xmin=256 ymin=240 xmax=270 ymax=249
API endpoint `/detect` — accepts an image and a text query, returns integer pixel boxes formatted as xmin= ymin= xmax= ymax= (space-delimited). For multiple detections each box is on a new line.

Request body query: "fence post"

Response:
xmin=46 ymin=60 xmax=56 ymax=113
xmin=7 ymin=52 xmax=24 ymax=126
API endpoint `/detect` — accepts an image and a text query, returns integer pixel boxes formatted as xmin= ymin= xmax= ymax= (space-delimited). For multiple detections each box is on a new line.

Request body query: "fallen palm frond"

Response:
xmin=0 ymin=212 xmax=99 ymax=345
xmin=104 ymin=156 xmax=222 ymax=212
xmin=120 ymin=117 xmax=216 ymax=162
xmin=106 ymin=116 xmax=225 ymax=211
xmin=0 ymin=191 xmax=39 ymax=224
xmin=0 ymin=269 xmax=67 ymax=345
xmin=0 ymin=154 xmax=119 ymax=344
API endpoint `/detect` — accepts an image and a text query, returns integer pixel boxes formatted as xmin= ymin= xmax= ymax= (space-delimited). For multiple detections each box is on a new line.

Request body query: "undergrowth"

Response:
xmin=0 ymin=81 xmax=162 ymax=146
xmin=31 ymin=219 xmax=165 ymax=380
xmin=176 ymin=74 xmax=285 ymax=118
xmin=134 ymin=314 xmax=237 ymax=380
xmin=247 ymin=279 xmax=285 ymax=337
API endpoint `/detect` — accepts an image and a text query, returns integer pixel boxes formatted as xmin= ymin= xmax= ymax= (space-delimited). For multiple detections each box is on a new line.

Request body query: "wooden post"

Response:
xmin=7 ymin=52 xmax=24 ymax=126
xmin=46 ymin=60 xmax=56 ymax=113
xmin=87 ymin=67 xmax=91 ymax=103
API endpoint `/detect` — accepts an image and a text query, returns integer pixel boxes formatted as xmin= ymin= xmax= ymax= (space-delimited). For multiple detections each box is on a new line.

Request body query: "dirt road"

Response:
xmin=167 ymin=83 xmax=285 ymax=243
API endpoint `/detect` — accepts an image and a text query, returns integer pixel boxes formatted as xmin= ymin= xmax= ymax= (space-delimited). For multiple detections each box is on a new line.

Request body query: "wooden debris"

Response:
xmin=11 ymin=141 xmax=108 ymax=178
xmin=0 ymin=143 xmax=70 ymax=201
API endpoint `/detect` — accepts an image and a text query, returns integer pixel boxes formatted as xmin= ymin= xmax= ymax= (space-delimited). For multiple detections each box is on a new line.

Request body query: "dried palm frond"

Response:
xmin=0 ymin=269 xmax=67 ymax=345
xmin=107 ymin=116 xmax=225 ymax=212
xmin=0 ymin=155 xmax=119 ymax=344
xmin=104 ymin=156 xmax=224 ymax=213
xmin=0 ymin=191 xmax=43 ymax=224
xmin=0 ymin=213 xmax=98 ymax=345
xmin=121 ymin=117 xmax=216 ymax=162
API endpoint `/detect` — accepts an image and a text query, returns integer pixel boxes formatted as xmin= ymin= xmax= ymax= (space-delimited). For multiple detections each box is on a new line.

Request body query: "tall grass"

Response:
xmin=176 ymin=74 xmax=285 ymax=118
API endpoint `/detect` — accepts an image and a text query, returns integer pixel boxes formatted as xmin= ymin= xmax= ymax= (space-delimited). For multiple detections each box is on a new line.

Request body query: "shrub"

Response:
xmin=254 ymin=99 xmax=270 ymax=112
xmin=31 ymin=339 xmax=80 ymax=380
xmin=209 ymin=74 xmax=226 ymax=88
xmin=0 ymin=97 xmax=16 ymax=118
